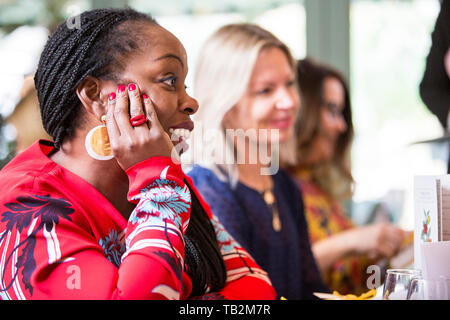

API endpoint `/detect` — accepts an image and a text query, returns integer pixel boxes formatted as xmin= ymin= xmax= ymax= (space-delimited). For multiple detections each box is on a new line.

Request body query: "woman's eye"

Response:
xmin=324 ymin=102 xmax=344 ymax=118
xmin=286 ymin=80 xmax=295 ymax=87
xmin=161 ymin=76 xmax=177 ymax=88
xmin=256 ymin=87 xmax=271 ymax=95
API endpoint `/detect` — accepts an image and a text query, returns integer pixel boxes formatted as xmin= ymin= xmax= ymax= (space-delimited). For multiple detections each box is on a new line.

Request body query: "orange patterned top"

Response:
xmin=294 ymin=169 xmax=370 ymax=295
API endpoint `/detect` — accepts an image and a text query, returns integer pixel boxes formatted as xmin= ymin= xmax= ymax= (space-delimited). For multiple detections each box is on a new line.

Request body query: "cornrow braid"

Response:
xmin=34 ymin=7 xmax=227 ymax=297
xmin=34 ymin=8 xmax=155 ymax=148
xmin=185 ymin=184 xmax=227 ymax=297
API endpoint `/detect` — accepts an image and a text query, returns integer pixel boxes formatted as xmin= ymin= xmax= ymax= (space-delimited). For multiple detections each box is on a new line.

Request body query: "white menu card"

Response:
xmin=414 ymin=175 xmax=450 ymax=276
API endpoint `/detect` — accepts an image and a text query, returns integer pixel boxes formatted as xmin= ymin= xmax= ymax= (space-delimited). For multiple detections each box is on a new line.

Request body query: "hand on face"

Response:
xmin=105 ymin=83 xmax=176 ymax=171
xmin=98 ymin=26 xmax=198 ymax=170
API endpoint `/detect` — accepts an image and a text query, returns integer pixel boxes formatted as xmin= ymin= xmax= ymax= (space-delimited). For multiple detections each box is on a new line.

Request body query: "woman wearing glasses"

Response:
xmin=288 ymin=58 xmax=409 ymax=295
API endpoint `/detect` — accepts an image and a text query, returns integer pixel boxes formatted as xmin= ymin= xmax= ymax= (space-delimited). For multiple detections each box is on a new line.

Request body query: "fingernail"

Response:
xmin=142 ymin=93 xmax=148 ymax=100
xmin=108 ymin=92 xmax=116 ymax=101
xmin=117 ymin=84 xmax=126 ymax=93
xmin=128 ymin=83 xmax=136 ymax=91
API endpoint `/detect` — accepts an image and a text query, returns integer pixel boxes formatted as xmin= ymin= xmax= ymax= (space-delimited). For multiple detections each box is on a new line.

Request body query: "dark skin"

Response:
xmin=50 ymin=24 xmax=199 ymax=220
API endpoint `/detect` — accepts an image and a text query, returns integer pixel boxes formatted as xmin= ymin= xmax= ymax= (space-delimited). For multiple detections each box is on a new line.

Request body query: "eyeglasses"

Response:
xmin=322 ymin=102 xmax=345 ymax=119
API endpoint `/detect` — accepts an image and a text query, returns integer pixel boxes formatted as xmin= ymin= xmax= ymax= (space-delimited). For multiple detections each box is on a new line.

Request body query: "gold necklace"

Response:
xmin=238 ymin=170 xmax=282 ymax=232
xmin=261 ymin=187 xmax=282 ymax=232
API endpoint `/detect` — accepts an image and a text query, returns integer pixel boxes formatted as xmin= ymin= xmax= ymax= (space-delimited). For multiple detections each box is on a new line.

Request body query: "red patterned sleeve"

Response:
xmin=0 ymin=156 xmax=191 ymax=299
xmin=205 ymin=214 xmax=277 ymax=300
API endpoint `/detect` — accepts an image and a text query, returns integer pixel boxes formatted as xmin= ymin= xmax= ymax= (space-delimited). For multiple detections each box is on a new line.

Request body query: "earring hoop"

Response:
xmin=85 ymin=115 xmax=114 ymax=160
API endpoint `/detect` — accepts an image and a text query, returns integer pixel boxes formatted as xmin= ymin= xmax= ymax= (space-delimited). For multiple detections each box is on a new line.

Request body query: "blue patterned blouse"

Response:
xmin=187 ymin=165 xmax=329 ymax=299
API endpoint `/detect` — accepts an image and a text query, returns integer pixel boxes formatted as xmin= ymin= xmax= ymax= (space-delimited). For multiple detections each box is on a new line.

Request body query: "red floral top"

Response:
xmin=0 ymin=140 xmax=275 ymax=300
xmin=294 ymin=169 xmax=369 ymax=295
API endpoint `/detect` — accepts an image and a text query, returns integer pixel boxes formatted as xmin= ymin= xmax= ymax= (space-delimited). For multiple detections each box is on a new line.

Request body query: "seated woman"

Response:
xmin=0 ymin=8 xmax=275 ymax=300
xmin=288 ymin=58 xmax=409 ymax=295
xmin=187 ymin=24 xmax=328 ymax=299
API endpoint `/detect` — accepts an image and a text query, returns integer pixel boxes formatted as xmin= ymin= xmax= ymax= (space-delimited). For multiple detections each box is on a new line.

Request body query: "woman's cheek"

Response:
xmin=251 ymin=104 xmax=273 ymax=129
xmin=147 ymin=90 xmax=176 ymax=127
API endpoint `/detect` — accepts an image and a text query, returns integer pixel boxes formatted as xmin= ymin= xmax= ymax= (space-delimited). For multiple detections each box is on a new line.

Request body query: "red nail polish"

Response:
xmin=117 ymin=84 xmax=126 ymax=93
xmin=142 ymin=94 xmax=148 ymax=100
xmin=128 ymin=83 xmax=136 ymax=91
xmin=108 ymin=92 xmax=116 ymax=101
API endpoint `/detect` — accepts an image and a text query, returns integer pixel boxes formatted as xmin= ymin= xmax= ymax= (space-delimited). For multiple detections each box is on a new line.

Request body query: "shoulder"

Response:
xmin=275 ymin=167 xmax=295 ymax=182
xmin=0 ymin=156 xmax=54 ymax=198
xmin=274 ymin=168 xmax=303 ymax=196
xmin=0 ymin=146 xmax=93 ymax=233
xmin=0 ymin=177 xmax=90 ymax=232
xmin=186 ymin=166 xmax=238 ymax=217
xmin=186 ymin=165 xmax=219 ymax=181
xmin=186 ymin=165 xmax=230 ymax=193
xmin=0 ymin=148 xmax=69 ymax=202
xmin=274 ymin=169 xmax=307 ymax=222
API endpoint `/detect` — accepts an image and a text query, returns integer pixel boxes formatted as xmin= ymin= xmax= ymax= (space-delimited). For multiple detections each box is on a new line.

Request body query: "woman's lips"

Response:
xmin=170 ymin=121 xmax=194 ymax=131
xmin=271 ymin=117 xmax=293 ymax=129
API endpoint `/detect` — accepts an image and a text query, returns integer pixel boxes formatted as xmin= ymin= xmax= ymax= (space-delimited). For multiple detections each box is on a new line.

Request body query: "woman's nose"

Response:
xmin=180 ymin=93 xmax=199 ymax=115
xmin=337 ymin=116 xmax=348 ymax=132
xmin=275 ymin=88 xmax=298 ymax=110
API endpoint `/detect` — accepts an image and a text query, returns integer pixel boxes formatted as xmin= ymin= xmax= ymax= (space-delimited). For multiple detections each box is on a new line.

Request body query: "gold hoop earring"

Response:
xmin=85 ymin=115 xmax=113 ymax=160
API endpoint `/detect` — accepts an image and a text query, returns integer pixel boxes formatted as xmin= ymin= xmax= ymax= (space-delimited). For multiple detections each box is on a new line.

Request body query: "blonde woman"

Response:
xmin=288 ymin=58 xmax=409 ymax=295
xmin=186 ymin=24 xmax=328 ymax=299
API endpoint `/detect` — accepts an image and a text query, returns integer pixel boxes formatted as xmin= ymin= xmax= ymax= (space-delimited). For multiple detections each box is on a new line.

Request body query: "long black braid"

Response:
xmin=35 ymin=8 xmax=151 ymax=148
xmin=185 ymin=184 xmax=227 ymax=296
xmin=34 ymin=7 xmax=226 ymax=297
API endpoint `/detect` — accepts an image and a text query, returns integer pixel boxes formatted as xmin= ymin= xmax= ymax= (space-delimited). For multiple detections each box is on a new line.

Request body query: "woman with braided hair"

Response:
xmin=0 ymin=8 xmax=275 ymax=300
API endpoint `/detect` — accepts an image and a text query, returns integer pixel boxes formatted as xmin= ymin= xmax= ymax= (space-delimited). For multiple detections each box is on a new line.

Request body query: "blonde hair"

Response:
xmin=188 ymin=23 xmax=298 ymax=185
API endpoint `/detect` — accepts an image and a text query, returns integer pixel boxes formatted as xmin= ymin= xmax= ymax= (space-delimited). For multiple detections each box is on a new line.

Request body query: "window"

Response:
xmin=349 ymin=0 xmax=442 ymax=228
xmin=129 ymin=0 xmax=306 ymax=91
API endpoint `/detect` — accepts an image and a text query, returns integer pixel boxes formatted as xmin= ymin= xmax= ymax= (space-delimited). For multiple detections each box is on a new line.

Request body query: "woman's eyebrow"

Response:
xmin=154 ymin=53 xmax=184 ymax=68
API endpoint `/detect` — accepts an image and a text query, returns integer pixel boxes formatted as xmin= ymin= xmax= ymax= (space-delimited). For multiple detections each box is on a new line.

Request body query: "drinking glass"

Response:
xmin=406 ymin=277 xmax=450 ymax=300
xmin=382 ymin=268 xmax=422 ymax=300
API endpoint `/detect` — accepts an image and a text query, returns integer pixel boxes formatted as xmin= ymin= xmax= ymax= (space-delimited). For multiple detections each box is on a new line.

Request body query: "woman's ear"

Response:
xmin=76 ymin=75 xmax=109 ymax=120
